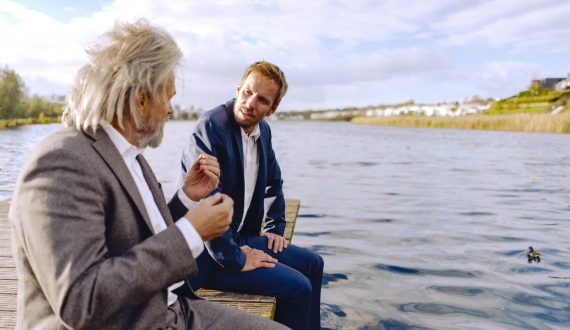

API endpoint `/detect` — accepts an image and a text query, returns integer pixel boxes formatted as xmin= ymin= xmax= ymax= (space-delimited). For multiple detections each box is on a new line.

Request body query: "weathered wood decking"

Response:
xmin=0 ymin=201 xmax=16 ymax=329
xmin=0 ymin=199 xmax=300 ymax=327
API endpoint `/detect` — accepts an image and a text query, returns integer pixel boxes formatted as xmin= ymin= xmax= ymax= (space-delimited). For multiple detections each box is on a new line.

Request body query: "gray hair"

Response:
xmin=62 ymin=19 xmax=182 ymax=131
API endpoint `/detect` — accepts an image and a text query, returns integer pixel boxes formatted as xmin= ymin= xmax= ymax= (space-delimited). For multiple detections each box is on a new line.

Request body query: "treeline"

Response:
xmin=0 ymin=67 xmax=63 ymax=122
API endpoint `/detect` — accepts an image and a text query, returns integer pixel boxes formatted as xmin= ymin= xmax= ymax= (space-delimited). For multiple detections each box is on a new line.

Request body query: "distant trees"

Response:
xmin=0 ymin=68 xmax=26 ymax=119
xmin=172 ymin=105 xmax=201 ymax=120
xmin=1 ymin=66 xmax=211 ymax=124
xmin=0 ymin=66 xmax=63 ymax=121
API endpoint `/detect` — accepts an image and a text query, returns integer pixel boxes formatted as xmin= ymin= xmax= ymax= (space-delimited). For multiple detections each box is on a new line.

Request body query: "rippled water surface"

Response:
xmin=2 ymin=121 xmax=570 ymax=329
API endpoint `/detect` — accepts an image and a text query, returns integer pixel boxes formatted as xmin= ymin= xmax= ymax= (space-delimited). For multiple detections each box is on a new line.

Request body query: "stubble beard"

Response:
xmin=137 ymin=121 xmax=165 ymax=148
xmin=235 ymin=106 xmax=256 ymax=131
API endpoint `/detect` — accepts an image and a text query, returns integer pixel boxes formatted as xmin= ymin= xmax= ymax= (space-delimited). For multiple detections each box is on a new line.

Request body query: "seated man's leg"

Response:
xmin=204 ymin=262 xmax=312 ymax=330
xmin=178 ymin=297 xmax=289 ymax=330
xmin=244 ymin=236 xmax=324 ymax=330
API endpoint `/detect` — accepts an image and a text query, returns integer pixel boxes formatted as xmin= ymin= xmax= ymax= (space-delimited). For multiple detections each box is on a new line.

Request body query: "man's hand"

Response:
xmin=185 ymin=193 xmax=233 ymax=241
xmin=260 ymin=231 xmax=288 ymax=253
xmin=183 ymin=154 xmax=220 ymax=201
xmin=240 ymin=245 xmax=277 ymax=272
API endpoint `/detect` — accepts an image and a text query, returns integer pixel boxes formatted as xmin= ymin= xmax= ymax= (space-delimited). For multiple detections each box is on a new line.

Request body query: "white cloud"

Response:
xmin=0 ymin=0 xmax=568 ymax=110
xmin=436 ymin=0 xmax=570 ymax=52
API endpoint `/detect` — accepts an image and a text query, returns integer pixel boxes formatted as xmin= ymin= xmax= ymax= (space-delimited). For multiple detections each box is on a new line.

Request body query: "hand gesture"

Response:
xmin=260 ymin=231 xmax=288 ymax=253
xmin=240 ymin=245 xmax=277 ymax=272
xmin=183 ymin=154 xmax=220 ymax=201
xmin=185 ymin=193 xmax=233 ymax=241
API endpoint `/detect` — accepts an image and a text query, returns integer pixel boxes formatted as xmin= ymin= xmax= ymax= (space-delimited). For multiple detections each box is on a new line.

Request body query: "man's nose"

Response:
xmin=246 ymin=96 xmax=256 ymax=109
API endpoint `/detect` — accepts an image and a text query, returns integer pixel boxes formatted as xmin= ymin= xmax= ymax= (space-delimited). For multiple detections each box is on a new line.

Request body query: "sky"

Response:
xmin=0 ymin=0 xmax=569 ymax=111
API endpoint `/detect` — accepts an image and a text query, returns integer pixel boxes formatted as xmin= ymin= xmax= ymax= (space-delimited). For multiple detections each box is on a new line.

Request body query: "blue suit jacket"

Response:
xmin=181 ymin=99 xmax=286 ymax=273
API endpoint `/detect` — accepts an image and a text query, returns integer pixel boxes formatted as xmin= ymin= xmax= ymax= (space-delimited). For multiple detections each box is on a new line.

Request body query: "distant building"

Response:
xmin=532 ymin=77 xmax=565 ymax=90
xmin=554 ymin=73 xmax=570 ymax=91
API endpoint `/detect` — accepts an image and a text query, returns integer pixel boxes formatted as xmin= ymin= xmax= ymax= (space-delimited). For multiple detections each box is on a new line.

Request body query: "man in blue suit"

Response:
xmin=178 ymin=61 xmax=323 ymax=330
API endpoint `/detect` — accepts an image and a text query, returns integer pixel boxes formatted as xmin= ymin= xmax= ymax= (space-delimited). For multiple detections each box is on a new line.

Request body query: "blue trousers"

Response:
xmin=190 ymin=235 xmax=324 ymax=330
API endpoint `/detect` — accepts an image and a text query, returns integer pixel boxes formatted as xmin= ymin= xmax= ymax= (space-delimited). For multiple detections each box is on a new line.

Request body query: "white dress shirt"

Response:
xmin=101 ymin=123 xmax=204 ymax=306
xmin=238 ymin=125 xmax=260 ymax=231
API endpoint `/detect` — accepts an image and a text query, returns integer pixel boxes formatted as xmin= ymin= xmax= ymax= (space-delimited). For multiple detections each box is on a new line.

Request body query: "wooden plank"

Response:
xmin=0 ymin=310 xmax=16 ymax=330
xmin=0 ymin=208 xmax=17 ymax=330
xmin=0 ymin=293 xmax=17 ymax=309
xmin=284 ymin=199 xmax=300 ymax=243
xmin=196 ymin=289 xmax=275 ymax=319
xmin=0 ymin=199 xmax=302 ymax=325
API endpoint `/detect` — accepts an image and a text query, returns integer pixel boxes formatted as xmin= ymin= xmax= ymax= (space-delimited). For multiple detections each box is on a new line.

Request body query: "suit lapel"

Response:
xmin=227 ymin=104 xmax=246 ymax=215
xmin=136 ymin=154 xmax=175 ymax=226
xmin=256 ymin=135 xmax=267 ymax=198
xmin=231 ymin=124 xmax=244 ymax=174
xmin=226 ymin=100 xmax=244 ymax=176
xmin=85 ymin=128 xmax=155 ymax=232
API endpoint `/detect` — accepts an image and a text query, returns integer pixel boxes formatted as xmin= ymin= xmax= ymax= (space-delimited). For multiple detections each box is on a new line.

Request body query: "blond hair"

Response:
xmin=240 ymin=61 xmax=288 ymax=108
xmin=63 ymin=19 xmax=182 ymax=131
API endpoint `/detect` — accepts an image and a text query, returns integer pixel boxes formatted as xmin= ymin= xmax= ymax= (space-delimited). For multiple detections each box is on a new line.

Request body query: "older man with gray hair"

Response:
xmin=9 ymin=19 xmax=286 ymax=330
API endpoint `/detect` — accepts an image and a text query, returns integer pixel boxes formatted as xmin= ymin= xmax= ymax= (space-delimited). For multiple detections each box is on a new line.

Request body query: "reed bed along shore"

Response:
xmin=351 ymin=114 xmax=570 ymax=134
xmin=0 ymin=117 xmax=59 ymax=129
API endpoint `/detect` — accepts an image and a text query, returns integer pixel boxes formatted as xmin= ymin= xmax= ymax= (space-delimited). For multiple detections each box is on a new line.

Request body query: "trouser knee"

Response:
xmin=288 ymin=275 xmax=312 ymax=302
xmin=316 ymin=253 xmax=324 ymax=271
xmin=309 ymin=252 xmax=324 ymax=275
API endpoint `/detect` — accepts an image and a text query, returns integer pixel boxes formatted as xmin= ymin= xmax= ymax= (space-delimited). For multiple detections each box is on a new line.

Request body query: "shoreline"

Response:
xmin=0 ymin=117 xmax=60 ymax=129
xmin=350 ymin=113 xmax=570 ymax=134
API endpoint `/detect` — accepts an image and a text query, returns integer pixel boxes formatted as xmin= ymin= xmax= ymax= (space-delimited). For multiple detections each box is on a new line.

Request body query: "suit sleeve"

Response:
xmin=262 ymin=127 xmax=286 ymax=236
xmin=168 ymin=191 xmax=189 ymax=221
xmin=12 ymin=147 xmax=197 ymax=329
xmin=183 ymin=116 xmax=246 ymax=274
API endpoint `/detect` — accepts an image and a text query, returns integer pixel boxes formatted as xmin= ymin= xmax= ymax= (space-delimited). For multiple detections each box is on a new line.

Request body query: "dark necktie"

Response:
xmin=135 ymin=154 xmax=173 ymax=226
xmin=137 ymin=154 xmax=199 ymax=298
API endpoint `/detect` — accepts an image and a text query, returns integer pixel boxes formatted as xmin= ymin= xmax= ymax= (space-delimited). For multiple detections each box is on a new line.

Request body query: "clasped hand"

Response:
xmin=183 ymin=154 xmax=232 ymax=241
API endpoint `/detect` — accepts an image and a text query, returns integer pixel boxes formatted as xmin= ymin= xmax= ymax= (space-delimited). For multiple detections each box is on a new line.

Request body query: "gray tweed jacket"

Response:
xmin=9 ymin=126 xmax=196 ymax=329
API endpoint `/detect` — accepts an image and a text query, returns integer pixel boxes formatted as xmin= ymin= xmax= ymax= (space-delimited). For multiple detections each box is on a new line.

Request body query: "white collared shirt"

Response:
xmin=238 ymin=125 xmax=260 ymax=231
xmin=101 ymin=123 xmax=204 ymax=306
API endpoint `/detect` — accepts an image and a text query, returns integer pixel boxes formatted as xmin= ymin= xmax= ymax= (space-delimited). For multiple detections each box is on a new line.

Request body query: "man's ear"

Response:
xmin=235 ymin=83 xmax=242 ymax=97
xmin=135 ymin=91 xmax=150 ymax=113
xmin=266 ymin=105 xmax=278 ymax=117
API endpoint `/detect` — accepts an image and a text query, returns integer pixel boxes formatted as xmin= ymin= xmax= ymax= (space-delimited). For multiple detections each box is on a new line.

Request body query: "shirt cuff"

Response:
xmin=175 ymin=218 xmax=204 ymax=258
xmin=177 ymin=188 xmax=198 ymax=209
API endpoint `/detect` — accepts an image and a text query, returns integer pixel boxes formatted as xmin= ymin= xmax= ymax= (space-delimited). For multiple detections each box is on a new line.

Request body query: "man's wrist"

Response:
xmin=175 ymin=218 xmax=204 ymax=258
xmin=177 ymin=189 xmax=198 ymax=209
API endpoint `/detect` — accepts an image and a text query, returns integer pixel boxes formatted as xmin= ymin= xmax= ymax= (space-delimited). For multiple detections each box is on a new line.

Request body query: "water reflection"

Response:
xmin=398 ymin=303 xmax=489 ymax=318
xmin=0 ymin=124 xmax=62 ymax=200
xmin=322 ymin=273 xmax=348 ymax=286
xmin=374 ymin=264 xmax=482 ymax=278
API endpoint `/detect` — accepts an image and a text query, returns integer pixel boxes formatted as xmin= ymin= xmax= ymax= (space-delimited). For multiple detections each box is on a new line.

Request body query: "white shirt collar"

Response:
xmin=100 ymin=122 xmax=145 ymax=160
xmin=240 ymin=124 xmax=260 ymax=142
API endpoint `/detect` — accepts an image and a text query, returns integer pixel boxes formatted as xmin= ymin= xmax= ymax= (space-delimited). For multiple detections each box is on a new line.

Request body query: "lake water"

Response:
xmin=1 ymin=121 xmax=570 ymax=329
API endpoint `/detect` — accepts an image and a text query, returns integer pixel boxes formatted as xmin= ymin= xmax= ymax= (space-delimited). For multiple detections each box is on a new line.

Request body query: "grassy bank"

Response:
xmin=0 ymin=116 xmax=59 ymax=129
xmin=351 ymin=114 xmax=570 ymax=134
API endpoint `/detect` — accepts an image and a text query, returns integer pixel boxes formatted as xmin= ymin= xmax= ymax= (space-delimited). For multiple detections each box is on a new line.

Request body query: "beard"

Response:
xmin=234 ymin=106 xmax=256 ymax=129
xmin=136 ymin=121 xmax=165 ymax=148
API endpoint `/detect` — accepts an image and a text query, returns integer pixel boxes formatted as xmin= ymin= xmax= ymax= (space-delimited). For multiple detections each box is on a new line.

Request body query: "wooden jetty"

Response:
xmin=0 ymin=199 xmax=300 ymax=327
